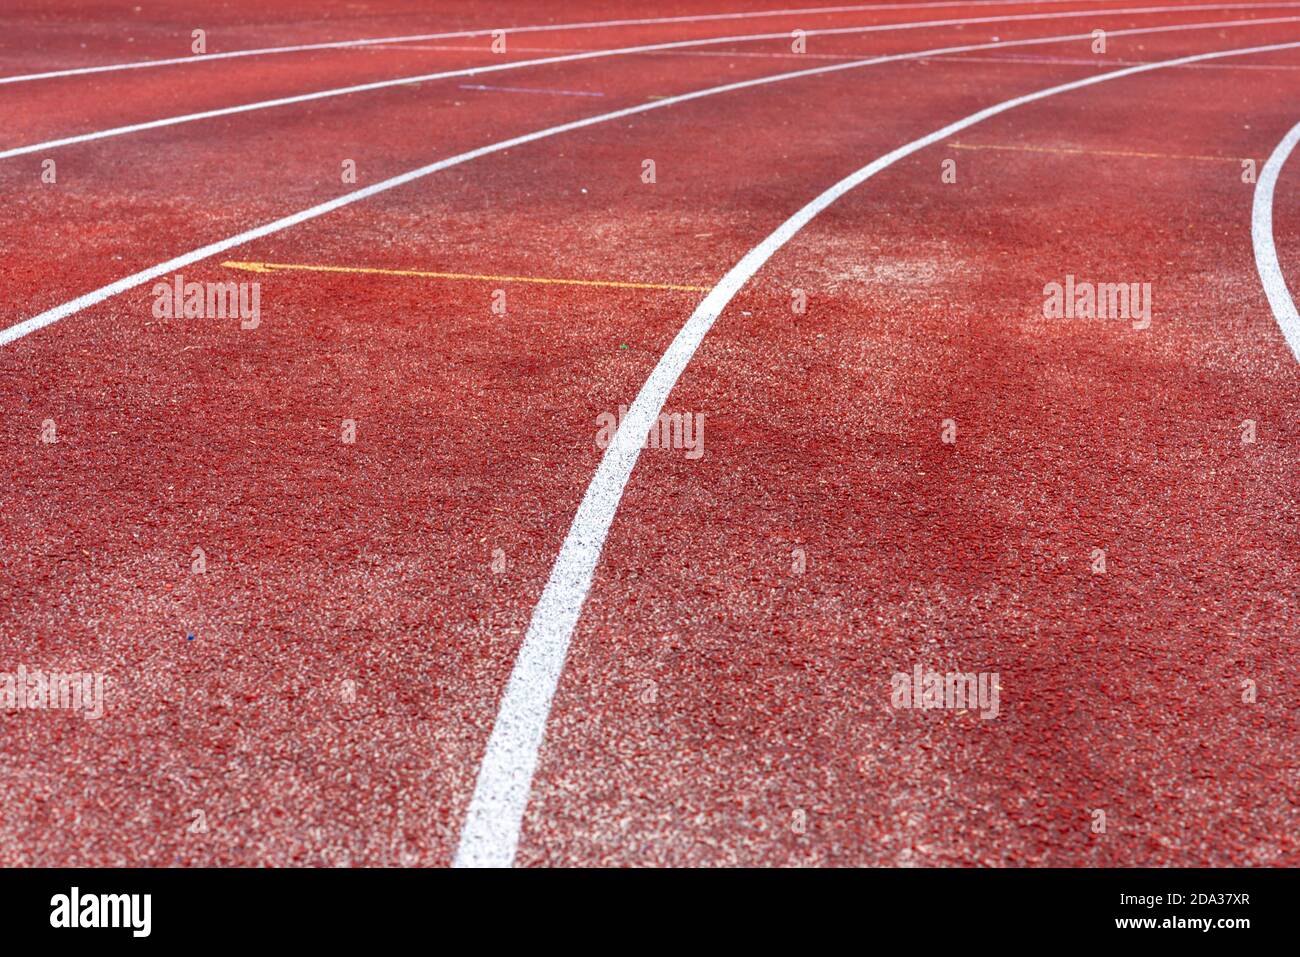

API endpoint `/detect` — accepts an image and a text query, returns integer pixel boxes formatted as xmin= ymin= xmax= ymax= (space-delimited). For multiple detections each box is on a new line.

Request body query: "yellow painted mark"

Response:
xmin=948 ymin=141 xmax=1251 ymax=164
xmin=221 ymin=260 xmax=709 ymax=292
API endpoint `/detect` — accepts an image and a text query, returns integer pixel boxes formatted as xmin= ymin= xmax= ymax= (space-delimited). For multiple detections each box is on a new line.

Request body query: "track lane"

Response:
xmin=0 ymin=1 xmax=1143 ymax=84
xmin=8 ymin=3 xmax=1294 ymax=161
xmin=492 ymin=35 xmax=1299 ymax=866
xmin=6 ymin=14 xmax=1299 ymax=345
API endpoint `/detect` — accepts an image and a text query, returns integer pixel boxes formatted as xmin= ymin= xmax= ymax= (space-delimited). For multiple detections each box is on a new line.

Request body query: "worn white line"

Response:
xmin=452 ymin=36 xmax=1300 ymax=868
xmin=459 ymin=83 xmax=606 ymax=97
xmin=2 ymin=3 xmax=1298 ymax=161
xmin=1252 ymin=119 xmax=1300 ymax=361
xmin=926 ymin=50 xmax=1300 ymax=67
xmin=0 ymin=1 xmax=1146 ymax=85
xmin=5 ymin=17 xmax=1295 ymax=350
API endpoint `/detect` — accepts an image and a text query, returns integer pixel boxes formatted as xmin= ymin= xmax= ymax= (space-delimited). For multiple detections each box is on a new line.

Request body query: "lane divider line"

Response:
xmin=1251 ymin=119 xmax=1300 ymax=361
xmin=3 ymin=15 xmax=1295 ymax=348
xmin=452 ymin=37 xmax=1300 ymax=868
xmin=3 ymin=3 xmax=1298 ymax=161
xmin=949 ymin=140 xmax=1253 ymax=162
xmin=458 ymin=83 xmax=606 ymax=97
xmin=221 ymin=259 xmax=709 ymax=292
xmin=0 ymin=1 xmax=1160 ymax=85
xmin=926 ymin=50 xmax=1300 ymax=68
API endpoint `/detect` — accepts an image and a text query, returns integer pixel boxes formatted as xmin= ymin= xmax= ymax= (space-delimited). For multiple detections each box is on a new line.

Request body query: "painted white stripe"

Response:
xmin=1 ymin=17 xmax=1295 ymax=346
xmin=1251 ymin=120 xmax=1300 ymax=361
xmin=453 ymin=37 xmax=1300 ymax=868
xmin=0 ymin=1 xmax=1148 ymax=85
xmin=459 ymin=83 xmax=606 ymax=97
xmin=2 ymin=3 xmax=1297 ymax=161
xmin=5 ymin=17 xmax=1295 ymax=350
xmin=927 ymin=51 xmax=1300 ymax=67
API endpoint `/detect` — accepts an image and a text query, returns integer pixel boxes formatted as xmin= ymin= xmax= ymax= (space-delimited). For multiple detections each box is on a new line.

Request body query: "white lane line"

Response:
xmin=4 ymin=18 xmax=1294 ymax=350
xmin=452 ymin=36 xmax=1300 ymax=868
xmin=926 ymin=51 xmax=1300 ymax=68
xmin=0 ymin=1 xmax=1144 ymax=85
xmin=2 ymin=3 xmax=1296 ymax=161
xmin=459 ymin=83 xmax=606 ymax=97
xmin=1252 ymin=120 xmax=1300 ymax=361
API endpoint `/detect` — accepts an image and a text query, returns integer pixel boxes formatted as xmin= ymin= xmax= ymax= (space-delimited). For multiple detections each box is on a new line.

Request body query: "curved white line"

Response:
xmin=0 ymin=1 xmax=1154 ymax=86
xmin=452 ymin=37 xmax=1300 ymax=868
xmin=4 ymin=17 xmax=1293 ymax=350
xmin=1251 ymin=120 xmax=1300 ymax=361
xmin=2 ymin=3 xmax=1296 ymax=161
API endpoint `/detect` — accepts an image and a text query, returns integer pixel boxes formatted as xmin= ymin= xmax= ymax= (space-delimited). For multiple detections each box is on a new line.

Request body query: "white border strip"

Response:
xmin=452 ymin=37 xmax=1300 ymax=868
xmin=4 ymin=16 xmax=1297 ymax=350
xmin=2 ymin=3 xmax=1297 ymax=161
xmin=1251 ymin=119 xmax=1300 ymax=361
xmin=0 ymin=1 xmax=1148 ymax=85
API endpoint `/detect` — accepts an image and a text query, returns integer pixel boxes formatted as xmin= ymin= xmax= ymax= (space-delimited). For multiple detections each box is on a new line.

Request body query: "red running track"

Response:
xmin=0 ymin=0 xmax=1296 ymax=866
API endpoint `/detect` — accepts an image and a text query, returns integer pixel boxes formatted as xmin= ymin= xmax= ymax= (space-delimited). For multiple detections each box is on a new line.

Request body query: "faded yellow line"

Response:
xmin=221 ymin=260 xmax=709 ymax=292
xmin=948 ymin=141 xmax=1251 ymax=164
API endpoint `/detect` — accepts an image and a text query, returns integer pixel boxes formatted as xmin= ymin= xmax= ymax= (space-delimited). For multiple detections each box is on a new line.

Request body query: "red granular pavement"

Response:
xmin=0 ymin=1 xmax=1295 ymax=866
